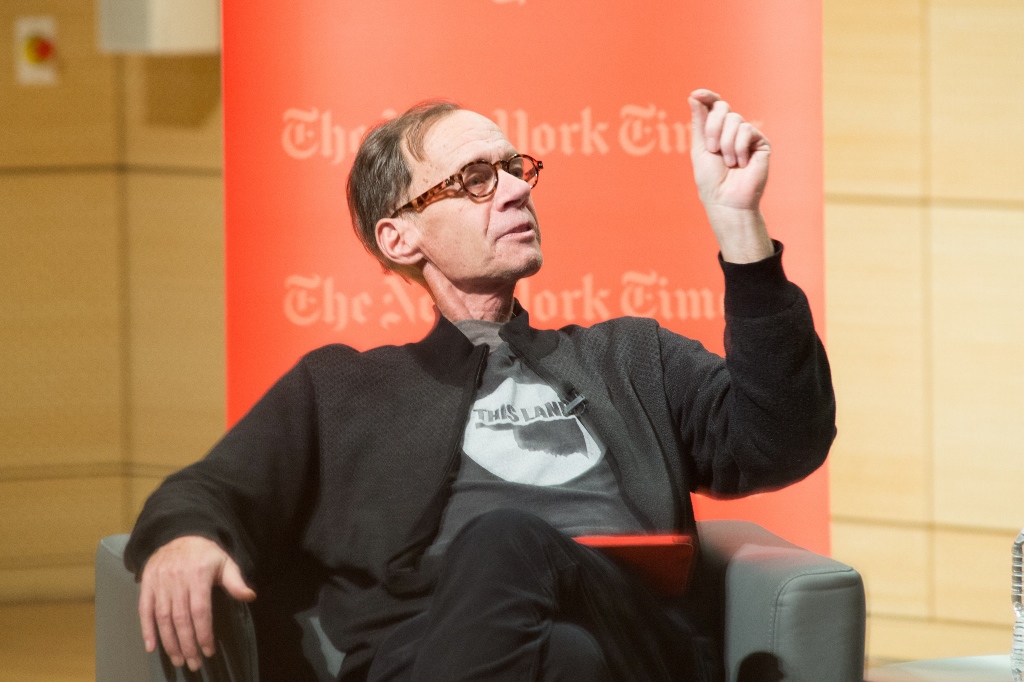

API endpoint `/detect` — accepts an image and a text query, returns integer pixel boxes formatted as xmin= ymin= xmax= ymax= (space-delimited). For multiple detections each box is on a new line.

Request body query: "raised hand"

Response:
xmin=688 ymin=89 xmax=774 ymax=263
xmin=138 ymin=535 xmax=256 ymax=671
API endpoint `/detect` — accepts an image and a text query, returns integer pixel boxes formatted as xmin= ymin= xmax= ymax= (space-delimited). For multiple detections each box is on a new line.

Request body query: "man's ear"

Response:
xmin=375 ymin=216 xmax=424 ymax=267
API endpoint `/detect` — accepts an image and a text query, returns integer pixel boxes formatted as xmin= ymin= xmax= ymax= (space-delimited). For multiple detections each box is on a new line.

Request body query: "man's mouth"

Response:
xmin=499 ymin=222 xmax=536 ymax=239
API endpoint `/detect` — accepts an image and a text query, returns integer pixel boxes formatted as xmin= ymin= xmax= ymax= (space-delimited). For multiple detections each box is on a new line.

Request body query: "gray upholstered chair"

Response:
xmin=96 ymin=520 xmax=866 ymax=682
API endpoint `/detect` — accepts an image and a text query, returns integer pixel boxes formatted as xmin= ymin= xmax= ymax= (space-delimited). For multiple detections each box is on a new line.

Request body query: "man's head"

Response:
xmin=347 ymin=103 xmax=542 ymax=293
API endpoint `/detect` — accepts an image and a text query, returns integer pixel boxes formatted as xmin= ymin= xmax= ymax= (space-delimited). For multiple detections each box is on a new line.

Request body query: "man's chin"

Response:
xmin=515 ymin=253 xmax=543 ymax=279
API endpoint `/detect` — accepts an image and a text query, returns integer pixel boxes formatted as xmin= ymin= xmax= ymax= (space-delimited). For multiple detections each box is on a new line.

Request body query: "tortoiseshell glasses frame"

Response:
xmin=389 ymin=154 xmax=543 ymax=219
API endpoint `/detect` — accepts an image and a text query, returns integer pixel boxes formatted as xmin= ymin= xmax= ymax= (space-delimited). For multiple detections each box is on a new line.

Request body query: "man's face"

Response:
xmin=402 ymin=110 xmax=542 ymax=292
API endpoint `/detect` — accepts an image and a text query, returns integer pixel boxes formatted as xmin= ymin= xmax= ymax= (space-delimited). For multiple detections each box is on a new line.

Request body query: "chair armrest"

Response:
xmin=696 ymin=520 xmax=866 ymax=682
xmin=95 ymin=534 xmax=260 ymax=682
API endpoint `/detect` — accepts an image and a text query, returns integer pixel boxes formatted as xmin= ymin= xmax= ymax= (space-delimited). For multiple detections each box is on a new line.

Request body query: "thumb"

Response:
xmin=689 ymin=88 xmax=720 ymax=156
xmin=219 ymin=558 xmax=257 ymax=602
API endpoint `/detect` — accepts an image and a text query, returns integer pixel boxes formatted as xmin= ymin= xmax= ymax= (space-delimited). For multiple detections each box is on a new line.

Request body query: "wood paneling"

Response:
xmin=0 ymin=1 xmax=117 ymax=167
xmin=0 ymin=476 xmax=124 ymax=561
xmin=0 ymin=0 xmax=224 ymax=609
xmin=0 ymin=565 xmax=95 ymax=603
xmin=867 ymin=614 xmax=1010 ymax=662
xmin=930 ymin=0 xmax=1024 ymax=202
xmin=832 ymin=521 xmax=930 ymax=618
xmin=127 ymin=174 xmax=225 ymax=469
xmin=934 ymin=528 xmax=1019 ymax=626
xmin=824 ymin=0 xmax=924 ymax=197
xmin=931 ymin=207 xmax=1024 ymax=530
xmin=0 ymin=173 xmax=122 ymax=470
xmin=122 ymin=56 xmax=224 ymax=170
xmin=825 ymin=0 xmax=1024 ymax=662
xmin=825 ymin=203 xmax=929 ymax=522
xmin=0 ymin=601 xmax=94 ymax=681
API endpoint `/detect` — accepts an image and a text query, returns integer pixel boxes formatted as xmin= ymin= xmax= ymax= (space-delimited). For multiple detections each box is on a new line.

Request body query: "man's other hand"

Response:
xmin=138 ymin=535 xmax=256 ymax=672
xmin=688 ymin=89 xmax=774 ymax=264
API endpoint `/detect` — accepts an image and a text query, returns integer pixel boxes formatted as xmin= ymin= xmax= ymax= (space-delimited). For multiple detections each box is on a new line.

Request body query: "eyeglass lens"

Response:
xmin=461 ymin=156 xmax=538 ymax=198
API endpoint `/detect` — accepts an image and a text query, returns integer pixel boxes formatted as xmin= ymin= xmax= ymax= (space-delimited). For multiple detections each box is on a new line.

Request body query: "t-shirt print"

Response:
xmin=462 ymin=376 xmax=603 ymax=486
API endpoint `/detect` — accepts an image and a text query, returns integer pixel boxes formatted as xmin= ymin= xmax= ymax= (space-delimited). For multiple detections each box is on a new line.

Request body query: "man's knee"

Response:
xmin=541 ymin=623 xmax=610 ymax=682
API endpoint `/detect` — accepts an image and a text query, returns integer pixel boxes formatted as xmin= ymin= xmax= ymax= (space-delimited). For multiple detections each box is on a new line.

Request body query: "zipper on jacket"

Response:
xmin=384 ymin=345 xmax=489 ymax=595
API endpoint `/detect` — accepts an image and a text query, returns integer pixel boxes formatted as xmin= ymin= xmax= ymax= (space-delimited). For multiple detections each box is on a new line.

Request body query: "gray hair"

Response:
xmin=346 ymin=100 xmax=462 ymax=279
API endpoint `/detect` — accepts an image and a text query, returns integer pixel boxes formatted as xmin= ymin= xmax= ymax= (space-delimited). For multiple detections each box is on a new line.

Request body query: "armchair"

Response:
xmin=95 ymin=520 xmax=865 ymax=681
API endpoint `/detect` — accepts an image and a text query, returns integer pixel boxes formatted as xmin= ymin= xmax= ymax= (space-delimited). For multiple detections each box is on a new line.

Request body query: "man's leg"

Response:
xmin=369 ymin=615 xmax=610 ymax=682
xmin=377 ymin=508 xmax=706 ymax=682
xmin=540 ymin=623 xmax=611 ymax=682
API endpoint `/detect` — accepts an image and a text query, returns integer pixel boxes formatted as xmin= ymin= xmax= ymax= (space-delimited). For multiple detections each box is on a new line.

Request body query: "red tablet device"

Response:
xmin=574 ymin=534 xmax=695 ymax=596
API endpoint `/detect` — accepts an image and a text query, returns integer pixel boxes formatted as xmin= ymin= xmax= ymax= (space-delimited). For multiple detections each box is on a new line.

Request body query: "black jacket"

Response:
xmin=125 ymin=246 xmax=836 ymax=678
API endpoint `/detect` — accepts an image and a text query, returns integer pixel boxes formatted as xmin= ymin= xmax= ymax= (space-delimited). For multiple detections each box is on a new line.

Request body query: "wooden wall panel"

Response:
xmin=0 ymin=477 xmax=123 ymax=561
xmin=930 ymin=0 xmax=1024 ymax=202
xmin=832 ymin=520 xmax=930 ymax=617
xmin=0 ymin=565 xmax=95 ymax=602
xmin=868 ymin=615 xmax=1010 ymax=661
xmin=0 ymin=477 xmax=124 ymax=600
xmin=825 ymin=0 xmax=1024 ymax=662
xmin=931 ymin=206 xmax=1024 ymax=530
xmin=823 ymin=0 xmax=924 ymax=197
xmin=127 ymin=174 xmax=225 ymax=470
xmin=0 ymin=1 xmax=116 ymax=167
xmin=825 ymin=203 xmax=929 ymax=522
xmin=0 ymin=173 xmax=122 ymax=470
xmin=934 ymin=528 xmax=1018 ymax=626
xmin=122 ymin=56 xmax=223 ymax=170
xmin=0 ymin=602 xmax=94 ymax=678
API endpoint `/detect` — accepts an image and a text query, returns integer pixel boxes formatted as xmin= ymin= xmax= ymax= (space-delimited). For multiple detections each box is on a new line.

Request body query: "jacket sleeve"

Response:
xmin=660 ymin=242 xmax=836 ymax=497
xmin=123 ymin=357 xmax=321 ymax=583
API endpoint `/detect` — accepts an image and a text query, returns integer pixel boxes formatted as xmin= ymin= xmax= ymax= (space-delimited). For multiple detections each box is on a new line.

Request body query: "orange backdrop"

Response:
xmin=222 ymin=0 xmax=829 ymax=554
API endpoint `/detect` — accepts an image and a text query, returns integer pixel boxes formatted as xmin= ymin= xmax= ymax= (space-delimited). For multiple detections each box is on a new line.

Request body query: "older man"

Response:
xmin=125 ymin=90 xmax=835 ymax=682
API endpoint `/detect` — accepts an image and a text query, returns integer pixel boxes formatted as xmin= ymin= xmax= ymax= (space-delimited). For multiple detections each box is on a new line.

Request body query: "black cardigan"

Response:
xmin=125 ymin=245 xmax=836 ymax=678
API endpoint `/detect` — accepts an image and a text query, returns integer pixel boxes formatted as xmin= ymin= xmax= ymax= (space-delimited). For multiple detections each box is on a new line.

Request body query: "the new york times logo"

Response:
xmin=282 ymin=105 xmax=754 ymax=165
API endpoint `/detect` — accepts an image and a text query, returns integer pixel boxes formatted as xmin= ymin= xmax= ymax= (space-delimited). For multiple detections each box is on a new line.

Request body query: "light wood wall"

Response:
xmin=0 ymin=0 xmax=224 ymax=601
xmin=0 ymin=0 xmax=1021 ymax=666
xmin=825 ymin=0 xmax=1024 ymax=663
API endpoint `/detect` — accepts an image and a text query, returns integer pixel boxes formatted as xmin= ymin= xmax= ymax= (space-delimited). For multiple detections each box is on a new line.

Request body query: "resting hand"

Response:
xmin=689 ymin=89 xmax=774 ymax=263
xmin=138 ymin=535 xmax=256 ymax=671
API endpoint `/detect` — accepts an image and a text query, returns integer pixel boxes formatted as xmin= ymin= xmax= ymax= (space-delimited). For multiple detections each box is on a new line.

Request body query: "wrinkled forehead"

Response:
xmin=412 ymin=110 xmax=516 ymax=178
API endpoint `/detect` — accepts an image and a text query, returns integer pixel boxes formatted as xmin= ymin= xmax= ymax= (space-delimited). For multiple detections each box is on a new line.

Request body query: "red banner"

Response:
xmin=223 ymin=0 xmax=829 ymax=553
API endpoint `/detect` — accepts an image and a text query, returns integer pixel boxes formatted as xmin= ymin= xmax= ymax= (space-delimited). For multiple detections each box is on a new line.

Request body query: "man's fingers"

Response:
xmin=689 ymin=88 xmax=721 ymax=154
xmin=170 ymin=584 xmax=203 ymax=671
xmin=220 ymin=558 xmax=257 ymax=603
xmin=703 ymin=100 xmax=731 ymax=154
xmin=735 ymin=123 xmax=754 ymax=167
xmin=689 ymin=88 xmax=720 ymax=108
xmin=154 ymin=586 xmax=185 ymax=667
xmin=688 ymin=97 xmax=709 ymax=154
xmin=719 ymin=113 xmax=742 ymax=167
xmin=138 ymin=584 xmax=158 ymax=653
xmin=190 ymin=588 xmax=216 ymax=659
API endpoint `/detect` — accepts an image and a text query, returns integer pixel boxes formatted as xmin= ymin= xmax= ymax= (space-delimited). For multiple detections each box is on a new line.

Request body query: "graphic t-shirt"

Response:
xmin=427 ymin=319 xmax=644 ymax=555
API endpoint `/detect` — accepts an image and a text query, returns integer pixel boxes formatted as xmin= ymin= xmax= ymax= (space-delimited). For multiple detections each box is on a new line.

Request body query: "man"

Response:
xmin=125 ymin=89 xmax=835 ymax=681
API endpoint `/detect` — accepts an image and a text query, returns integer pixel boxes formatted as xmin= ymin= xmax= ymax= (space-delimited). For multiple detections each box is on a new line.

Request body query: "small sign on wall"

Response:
xmin=14 ymin=16 xmax=58 ymax=86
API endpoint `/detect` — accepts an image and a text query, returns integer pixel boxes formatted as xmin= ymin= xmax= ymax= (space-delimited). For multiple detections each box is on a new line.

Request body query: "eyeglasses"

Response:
xmin=389 ymin=154 xmax=543 ymax=219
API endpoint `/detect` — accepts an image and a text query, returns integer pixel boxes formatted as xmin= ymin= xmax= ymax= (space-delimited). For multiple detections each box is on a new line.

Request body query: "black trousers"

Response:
xmin=367 ymin=509 xmax=714 ymax=682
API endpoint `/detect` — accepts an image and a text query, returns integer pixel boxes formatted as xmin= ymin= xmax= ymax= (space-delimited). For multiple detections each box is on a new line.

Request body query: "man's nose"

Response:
xmin=493 ymin=169 xmax=532 ymax=209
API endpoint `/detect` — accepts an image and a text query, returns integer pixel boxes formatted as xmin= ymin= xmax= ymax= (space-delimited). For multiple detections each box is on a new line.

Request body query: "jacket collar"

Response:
xmin=500 ymin=300 xmax=560 ymax=358
xmin=407 ymin=314 xmax=478 ymax=385
xmin=412 ymin=299 xmax=561 ymax=370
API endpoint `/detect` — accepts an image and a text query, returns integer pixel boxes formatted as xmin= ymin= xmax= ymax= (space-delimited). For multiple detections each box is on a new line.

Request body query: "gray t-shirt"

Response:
xmin=427 ymin=319 xmax=644 ymax=555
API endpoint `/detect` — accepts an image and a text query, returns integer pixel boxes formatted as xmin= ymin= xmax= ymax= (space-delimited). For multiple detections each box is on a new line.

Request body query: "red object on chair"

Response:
xmin=574 ymin=534 xmax=695 ymax=596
